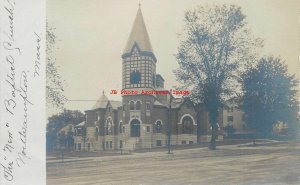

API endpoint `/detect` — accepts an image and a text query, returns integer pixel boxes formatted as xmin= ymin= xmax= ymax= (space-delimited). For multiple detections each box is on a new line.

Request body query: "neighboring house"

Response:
xmin=221 ymin=105 xmax=248 ymax=134
xmin=73 ymin=6 xmax=220 ymax=152
xmin=57 ymin=124 xmax=75 ymax=150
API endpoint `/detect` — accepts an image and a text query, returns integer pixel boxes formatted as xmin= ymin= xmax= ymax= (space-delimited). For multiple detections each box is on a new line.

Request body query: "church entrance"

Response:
xmin=130 ymin=119 xmax=140 ymax=137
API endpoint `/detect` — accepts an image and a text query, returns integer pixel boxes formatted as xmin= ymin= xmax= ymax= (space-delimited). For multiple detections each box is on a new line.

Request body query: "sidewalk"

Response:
xmin=47 ymin=139 xmax=288 ymax=164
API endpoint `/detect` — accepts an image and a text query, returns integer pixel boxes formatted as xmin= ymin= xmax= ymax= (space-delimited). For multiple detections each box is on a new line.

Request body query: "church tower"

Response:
xmin=121 ymin=6 xmax=160 ymax=140
xmin=122 ymin=6 xmax=157 ymax=90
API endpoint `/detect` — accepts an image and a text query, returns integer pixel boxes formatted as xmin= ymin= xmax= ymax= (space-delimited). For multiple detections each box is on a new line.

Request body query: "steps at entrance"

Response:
xmin=124 ymin=137 xmax=140 ymax=151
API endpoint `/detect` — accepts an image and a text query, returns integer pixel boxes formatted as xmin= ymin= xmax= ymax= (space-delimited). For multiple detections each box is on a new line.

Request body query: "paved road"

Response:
xmin=47 ymin=141 xmax=300 ymax=185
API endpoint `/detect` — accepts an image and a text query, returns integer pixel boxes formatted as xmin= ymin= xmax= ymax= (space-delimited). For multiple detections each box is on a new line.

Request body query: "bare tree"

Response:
xmin=46 ymin=22 xmax=67 ymax=110
xmin=175 ymin=5 xmax=261 ymax=149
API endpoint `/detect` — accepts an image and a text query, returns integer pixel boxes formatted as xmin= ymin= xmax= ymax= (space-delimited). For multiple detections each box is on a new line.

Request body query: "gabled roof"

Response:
xmin=124 ymin=7 xmax=153 ymax=54
xmin=75 ymin=121 xmax=86 ymax=127
xmin=110 ymin=101 xmax=122 ymax=109
xmin=153 ymin=100 xmax=168 ymax=108
xmin=59 ymin=123 xmax=74 ymax=133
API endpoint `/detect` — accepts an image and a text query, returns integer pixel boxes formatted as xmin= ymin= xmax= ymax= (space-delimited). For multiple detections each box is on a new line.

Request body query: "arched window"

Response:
xmin=155 ymin=121 xmax=163 ymax=133
xmin=129 ymin=101 xmax=135 ymax=110
xmin=136 ymin=101 xmax=141 ymax=110
xmin=105 ymin=118 xmax=113 ymax=135
xmin=182 ymin=116 xmax=193 ymax=134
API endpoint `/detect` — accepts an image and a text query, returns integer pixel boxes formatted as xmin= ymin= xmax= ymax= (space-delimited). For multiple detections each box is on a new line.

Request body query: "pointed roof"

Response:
xmin=124 ymin=7 xmax=153 ymax=54
xmin=92 ymin=92 xmax=109 ymax=109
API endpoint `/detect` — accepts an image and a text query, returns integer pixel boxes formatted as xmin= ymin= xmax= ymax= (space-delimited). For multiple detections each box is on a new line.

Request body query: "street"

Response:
xmin=47 ymin=141 xmax=300 ymax=185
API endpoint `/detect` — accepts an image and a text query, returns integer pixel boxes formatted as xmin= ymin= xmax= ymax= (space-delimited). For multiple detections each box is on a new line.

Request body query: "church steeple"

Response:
xmin=122 ymin=5 xmax=157 ymax=90
xmin=123 ymin=6 xmax=153 ymax=54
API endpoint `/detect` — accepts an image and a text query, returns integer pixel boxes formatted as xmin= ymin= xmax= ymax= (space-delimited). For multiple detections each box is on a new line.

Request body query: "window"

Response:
xmin=146 ymin=126 xmax=150 ymax=132
xmin=136 ymin=101 xmax=141 ymax=110
xmin=102 ymin=141 xmax=105 ymax=150
xmin=130 ymin=101 xmax=135 ymax=110
xmin=189 ymin=141 xmax=193 ymax=144
xmin=105 ymin=118 xmax=113 ymax=135
xmin=76 ymin=128 xmax=82 ymax=136
xmin=227 ymin=116 xmax=234 ymax=122
xmin=78 ymin=143 xmax=81 ymax=150
xmin=95 ymin=127 xmax=99 ymax=135
xmin=95 ymin=113 xmax=99 ymax=121
xmin=181 ymin=141 xmax=186 ymax=144
xmin=74 ymin=144 xmax=77 ymax=151
xmin=109 ymin=141 xmax=113 ymax=149
xmin=155 ymin=121 xmax=162 ymax=133
xmin=119 ymin=122 xmax=123 ymax=133
xmin=182 ymin=116 xmax=193 ymax=134
xmin=87 ymin=143 xmax=90 ymax=151
xmin=156 ymin=140 xmax=162 ymax=146
xmin=130 ymin=70 xmax=141 ymax=84
xmin=146 ymin=102 xmax=151 ymax=110
xmin=120 ymin=140 xmax=123 ymax=149
xmin=106 ymin=141 xmax=109 ymax=149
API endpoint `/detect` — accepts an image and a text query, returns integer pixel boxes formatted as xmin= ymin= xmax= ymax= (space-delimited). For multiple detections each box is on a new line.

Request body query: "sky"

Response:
xmin=47 ymin=0 xmax=299 ymax=114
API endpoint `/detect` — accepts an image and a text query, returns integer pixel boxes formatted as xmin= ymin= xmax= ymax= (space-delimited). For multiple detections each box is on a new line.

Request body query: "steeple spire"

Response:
xmin=123 ymin=6 xmax=153 ymax=54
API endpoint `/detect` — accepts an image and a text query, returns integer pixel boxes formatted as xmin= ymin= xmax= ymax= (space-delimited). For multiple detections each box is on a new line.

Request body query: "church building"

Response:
xmin=73 ymin=6 xmax=219 ymax=152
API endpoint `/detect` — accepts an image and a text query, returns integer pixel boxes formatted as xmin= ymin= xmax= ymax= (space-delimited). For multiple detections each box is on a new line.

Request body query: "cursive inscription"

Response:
xmin=16 ymin=71 xmax=33 ymax=167
xmin=33 ymin=32 xmax=41 ymax=77
xmin=2 ymin=0 xmax=21 ymax=55
xmin=1 ymin=0 xmax=43 ymax=182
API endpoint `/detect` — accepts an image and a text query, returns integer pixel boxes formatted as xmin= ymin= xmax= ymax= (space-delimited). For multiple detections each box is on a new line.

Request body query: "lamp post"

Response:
xmin=167 ymin=89 xmax=172 ymax=154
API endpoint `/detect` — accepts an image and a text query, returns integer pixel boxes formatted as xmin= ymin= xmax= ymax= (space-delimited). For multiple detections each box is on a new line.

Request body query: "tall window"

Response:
xmin=95 ymin=113 xmax=100 ymax=121
xmin=182 ymin=116 xmax=193 ymax=134
xmin=136 ymin=101 xmax=141 ymax=110
xmin=129 ymin=101 xmax=135 ymax=110
xmin=146 ymin=102 xmax=151 ymax=110
xmin=119 ymin=121 xmax=123 ymax=133
xmin=105 ymin=118 xmax=113 ymax=135
xmin=155 ymin=121 xmax=163 ymax=133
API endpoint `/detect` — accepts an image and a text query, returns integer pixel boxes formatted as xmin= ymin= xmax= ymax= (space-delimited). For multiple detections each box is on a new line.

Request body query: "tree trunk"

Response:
xmin=209 ymin=123 xmax=217 ymax=150
xmin=208 ymin=107 xmax=219 ymax=150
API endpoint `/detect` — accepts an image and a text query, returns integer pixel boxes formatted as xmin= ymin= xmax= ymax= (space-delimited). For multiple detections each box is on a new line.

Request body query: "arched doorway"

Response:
xmin=130 ymin=119 xmax=140 ymax=137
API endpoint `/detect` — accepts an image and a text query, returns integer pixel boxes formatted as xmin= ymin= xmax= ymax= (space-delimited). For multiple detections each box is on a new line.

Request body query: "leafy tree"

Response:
xmin=46 ymin=109 xmax=85 ymax=151
xmin=46 ymin=22 xmax=67 ymax=110
xmin=241 ymin=57 xmax=299 ymax=137
xmin=175 ymin=5 xmax=261 ymax=149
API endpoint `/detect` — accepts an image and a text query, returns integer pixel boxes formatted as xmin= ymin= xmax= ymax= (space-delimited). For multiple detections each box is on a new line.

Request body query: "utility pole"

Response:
xmin=167 ymin=89 xmax=172 ymax=154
